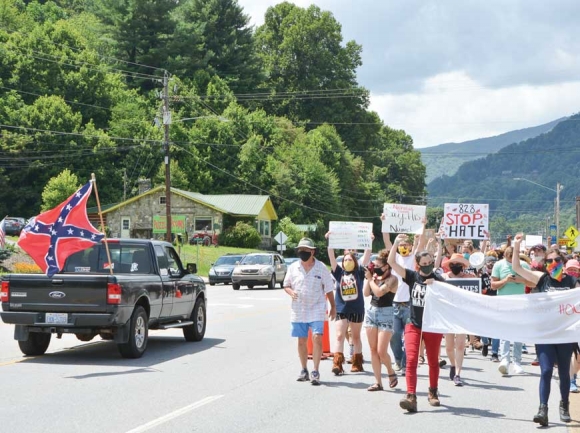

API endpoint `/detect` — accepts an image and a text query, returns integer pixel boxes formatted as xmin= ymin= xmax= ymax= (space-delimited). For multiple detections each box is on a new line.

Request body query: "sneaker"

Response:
xmin=297 ymin=368 xmax=309 ymax=382
xmin=449 ymin=366 xmax=456 ymax=380
xmin=439 ymin=358 xmax=447 ymax=368
xmin=512 ymin=363 xmax=524 ymax=375
xmin=531 ymin=358 xmax=540 ymax=366
xmin=454 ymin=375 xmax=464 ymax=386
xmin=310 ymin=370 xmax=320 ymax=386
xmin=481 ymin=344 xmax=489 ymax=358
xmin=491 ymin=353 xmax=500 ymax=362
xmin=570 ymin=376 xmax=579 ymax=393
xmin=522 ymin=344 xmax=528 ymax=354
xmin=394 ymin=362 xmax=402 ymax=372
xmin=498 ymin=359 xmax=510 ymax=375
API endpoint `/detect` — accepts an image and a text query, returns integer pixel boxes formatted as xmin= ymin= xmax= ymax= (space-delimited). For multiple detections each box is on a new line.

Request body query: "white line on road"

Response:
xmin=125 ymin=395 xmax=223 ymax=433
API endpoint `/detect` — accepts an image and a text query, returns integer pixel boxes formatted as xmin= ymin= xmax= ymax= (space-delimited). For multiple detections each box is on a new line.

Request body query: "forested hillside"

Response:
xmin=0 ymin=0 xmax=426 ymax=226
xmin=420 ymin=117 xmax=565 ymax=184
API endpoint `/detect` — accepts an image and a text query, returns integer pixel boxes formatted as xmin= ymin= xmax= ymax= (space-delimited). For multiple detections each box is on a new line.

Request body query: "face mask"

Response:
xmin=343 ymin=261 xmax=355 ymax=272
xmin=450 ymin=264 xmax=464 ymax=275
xmin=298 ymin=250 xmax=312 ymax=262
xmin=567 ymin=270 xmax=580 ymax=278
xmin=398 ymin=245 xmax=411 ymax=257
xmin=547 ymin=260 xmax=563 ymax=282
xmin=374 ymin=267 xmax=385 ymax=276
xmin=534 ymin=255 xmax=545 ymax=263
xmin=419 ymin=264 xmax=434 ymax=275
xmin=463 ymin=253 xmax=470 ymax=260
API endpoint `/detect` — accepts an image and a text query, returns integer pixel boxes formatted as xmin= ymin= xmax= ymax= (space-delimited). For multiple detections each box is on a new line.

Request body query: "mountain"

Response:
xmin=427 ymin=113 xmax=580 ymax=227
xmin=420 ymin=117 xmax=566 ymax=183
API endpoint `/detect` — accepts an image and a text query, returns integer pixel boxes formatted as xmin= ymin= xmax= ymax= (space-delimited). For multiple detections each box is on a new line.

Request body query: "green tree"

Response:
xmin=41 ymin=168 xmax=80 ymax=211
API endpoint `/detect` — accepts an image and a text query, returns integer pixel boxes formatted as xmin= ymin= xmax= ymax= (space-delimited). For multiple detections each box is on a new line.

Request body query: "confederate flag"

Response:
xmin=18 ymin=181 xmax=104 ymax=277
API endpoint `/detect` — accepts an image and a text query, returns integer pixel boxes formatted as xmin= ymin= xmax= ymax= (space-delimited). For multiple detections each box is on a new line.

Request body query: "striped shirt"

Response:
xmin=284 ymin=259 xmax=334 ymax=323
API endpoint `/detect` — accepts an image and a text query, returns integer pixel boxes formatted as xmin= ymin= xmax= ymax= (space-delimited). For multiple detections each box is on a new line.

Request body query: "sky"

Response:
xmin=237 ymin=0 xmax=580 ymax=148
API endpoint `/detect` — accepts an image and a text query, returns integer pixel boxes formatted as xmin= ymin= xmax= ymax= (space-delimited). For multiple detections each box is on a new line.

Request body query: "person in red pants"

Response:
xmin=388 ymin=234 xmax=445 ymax=412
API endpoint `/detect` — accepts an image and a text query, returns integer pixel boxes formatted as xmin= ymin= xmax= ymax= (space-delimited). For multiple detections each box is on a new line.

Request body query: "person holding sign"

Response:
xmin=326 ymin=232 xmax=373 ymax=376
xmin=511 ymin=234 xmax=580 ymax=427
xmin=388 ymin=234 xmax=446 ymax=412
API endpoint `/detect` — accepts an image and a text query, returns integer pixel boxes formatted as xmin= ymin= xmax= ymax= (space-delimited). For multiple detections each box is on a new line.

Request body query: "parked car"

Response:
xmin=208 ymin=254 xmax=244 ymax=285
xmin=4 ymin=217 xmax=26 ymax=236
xmin=231 ymin=253 xmax=287 ymax=290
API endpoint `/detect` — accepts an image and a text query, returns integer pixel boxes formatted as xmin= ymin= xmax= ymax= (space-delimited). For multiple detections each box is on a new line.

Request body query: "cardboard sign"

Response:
xmin=442 ymin=203 xmax=489 ymax=240
xmin=525 ymin=235 xmax=542 ymax=249
xmin=328 ymin=221 xmax=373 ymax=250
xmin=446 ymin=278 xmax=482 ymax=295
xmin=382 ymin=203 xmax=425 ymax=234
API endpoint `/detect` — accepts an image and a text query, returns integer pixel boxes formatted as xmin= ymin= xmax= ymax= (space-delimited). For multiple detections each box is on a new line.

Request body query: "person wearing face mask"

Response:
xmin=326 ymin=232 xmax=372 ymax=376
xmin=442 ymin=253 xmax=472 ymax=386
xmin=362 ymin=250 xmax=399 ymax=391
xmin=511 ymin=233 xmax=580 ymax=427
xmin=283 ymin=238 xmax=336 ymax=386
xmin=388 ymin=234 xmax=446 ymax=412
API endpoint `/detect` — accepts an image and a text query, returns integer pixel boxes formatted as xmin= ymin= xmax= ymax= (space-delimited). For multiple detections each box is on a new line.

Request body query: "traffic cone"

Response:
xmin=307 ymin=320 xmax=333 ymax=360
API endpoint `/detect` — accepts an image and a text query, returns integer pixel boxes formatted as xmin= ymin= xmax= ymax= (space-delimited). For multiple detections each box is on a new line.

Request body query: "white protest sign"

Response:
xmin=446 ymin=278 xmax=482 ymax=295
xmin=525 ymin=235 xmax=542 ymax=248
xmin=381 ymin=203 xmax=426 ymax=234
xmin=328 ymin=221 xmax=372 ymax=250
xmin=442 ymin=203 xmax=489 ymax=240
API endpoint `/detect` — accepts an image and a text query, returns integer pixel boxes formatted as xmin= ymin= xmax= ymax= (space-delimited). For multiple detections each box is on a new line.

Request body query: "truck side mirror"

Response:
xmin=186 ymin=263 xmax=197 ymax=274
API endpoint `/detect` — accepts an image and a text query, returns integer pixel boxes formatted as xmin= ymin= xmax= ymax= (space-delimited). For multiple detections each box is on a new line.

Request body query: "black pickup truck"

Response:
xmin=0 ymin=239 xmax=206 ymax=358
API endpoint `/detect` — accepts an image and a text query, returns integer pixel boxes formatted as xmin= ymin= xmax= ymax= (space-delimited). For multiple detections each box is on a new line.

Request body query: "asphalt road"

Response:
xmin=0 ymin=283 xmax=578 ymax=433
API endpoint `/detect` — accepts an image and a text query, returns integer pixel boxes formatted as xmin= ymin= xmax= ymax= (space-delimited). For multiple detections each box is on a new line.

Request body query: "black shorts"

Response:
xmin=336 ymin=312 xmax=365 ymax=323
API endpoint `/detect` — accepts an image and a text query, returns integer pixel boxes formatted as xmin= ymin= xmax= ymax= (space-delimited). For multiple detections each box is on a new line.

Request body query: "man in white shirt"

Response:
xmin=283 ymin=238 xmax=336 ymax=385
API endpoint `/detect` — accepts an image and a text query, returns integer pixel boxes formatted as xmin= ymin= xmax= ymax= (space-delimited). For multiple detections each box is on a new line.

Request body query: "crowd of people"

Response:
xmin=282 ymin=226 xmax=580 ymax=427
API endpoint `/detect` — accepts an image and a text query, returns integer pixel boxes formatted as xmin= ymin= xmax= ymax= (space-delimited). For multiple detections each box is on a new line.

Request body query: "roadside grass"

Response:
xmin=173 ymin=244 xmax=262 ymax=277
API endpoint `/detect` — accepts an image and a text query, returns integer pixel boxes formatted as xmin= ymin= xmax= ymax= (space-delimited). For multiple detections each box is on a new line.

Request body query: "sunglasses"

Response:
xmin=545 ymin=257 xmax=562 ymax=264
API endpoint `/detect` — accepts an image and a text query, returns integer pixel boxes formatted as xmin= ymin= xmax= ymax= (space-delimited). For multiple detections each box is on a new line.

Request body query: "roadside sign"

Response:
xmin=558 ymin=238 xmax=568 ymax=246
xmin=550 ymin=225 xmax=557 ymax=237
xmin=277 ymin=244 xmax=287 ymax=252
xmin=567 ymin=240 xmax=578 ymax=249
xmin=564 ymin=226 xmax=579 ymax=241
xmin=274 ymin=231 xmax=287 ymax=245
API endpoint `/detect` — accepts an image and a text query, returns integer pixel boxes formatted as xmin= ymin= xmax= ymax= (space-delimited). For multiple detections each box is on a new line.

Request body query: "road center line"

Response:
xmin=125 ymin=395 xmax=223 ymax=433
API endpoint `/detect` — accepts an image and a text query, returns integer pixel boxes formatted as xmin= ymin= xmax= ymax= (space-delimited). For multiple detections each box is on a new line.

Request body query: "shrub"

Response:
xmin=220 ymin=222 xmax=262 ymax=249
xmin=13 ymin=262 xmax=42 ymax=274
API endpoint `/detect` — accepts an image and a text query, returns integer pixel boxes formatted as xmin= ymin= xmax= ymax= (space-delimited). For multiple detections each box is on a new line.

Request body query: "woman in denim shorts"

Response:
xmin=363 ymin=250 xmax=399 ymax=391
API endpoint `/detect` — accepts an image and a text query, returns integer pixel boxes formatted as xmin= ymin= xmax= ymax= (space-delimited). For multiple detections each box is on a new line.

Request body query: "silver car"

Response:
xmin=231 ymin=253 xmax=287 ymax=290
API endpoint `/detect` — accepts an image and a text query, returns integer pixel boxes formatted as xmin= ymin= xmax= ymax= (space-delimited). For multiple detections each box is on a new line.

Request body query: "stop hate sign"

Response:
xmin=443 ymin=203 xmax=489 ymax=240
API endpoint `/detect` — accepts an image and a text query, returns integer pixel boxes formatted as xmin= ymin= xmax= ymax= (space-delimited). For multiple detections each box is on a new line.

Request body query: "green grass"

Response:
xmin=175 ymin=244 xmax=262 ymax=277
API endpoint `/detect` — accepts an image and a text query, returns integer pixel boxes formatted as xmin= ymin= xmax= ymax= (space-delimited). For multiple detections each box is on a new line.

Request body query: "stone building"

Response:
xmin=91 ymin=186 xmax=278 ymax=248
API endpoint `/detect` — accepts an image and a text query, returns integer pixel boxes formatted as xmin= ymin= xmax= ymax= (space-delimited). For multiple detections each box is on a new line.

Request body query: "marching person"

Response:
xmin=326 ymin=233 xmax=372 ymax=375
xmin=363 ymin=249 xmax=399 ymax=391
xmin=388 ymin=234 xmax=445 ymax=412
xmin=283 ymin=238 xmax=336 ymax=386
xmin=511 ymin=234 xmax=580 ymax=426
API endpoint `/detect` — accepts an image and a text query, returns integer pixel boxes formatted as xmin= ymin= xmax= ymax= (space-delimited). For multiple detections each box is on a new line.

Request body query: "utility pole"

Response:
xmin=123 ymin=168 xmax=127 ymax=202
xmin=556 ymin=182 xmax=561 ymax=245
xmin=163 ymin=70 xmax=172 ymax=243
xmin=576 ymin=196 xmax=580 ymax=229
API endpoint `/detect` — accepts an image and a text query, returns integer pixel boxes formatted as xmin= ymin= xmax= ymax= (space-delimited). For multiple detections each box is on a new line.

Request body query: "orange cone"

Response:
xmin=307 ymin=320 xmax=333 ymax=360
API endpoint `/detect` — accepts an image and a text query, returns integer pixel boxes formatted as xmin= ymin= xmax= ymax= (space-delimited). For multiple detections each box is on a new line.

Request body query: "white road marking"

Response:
xmin=125 ymin=395 xmax=223 ymax=433
xmin=210 ymin=303 xmax=253 ymax=309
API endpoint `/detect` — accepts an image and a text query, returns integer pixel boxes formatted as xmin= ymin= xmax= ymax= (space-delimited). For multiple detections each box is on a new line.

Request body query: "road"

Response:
xmin=0 ymin=283 xmax=579 ymax=433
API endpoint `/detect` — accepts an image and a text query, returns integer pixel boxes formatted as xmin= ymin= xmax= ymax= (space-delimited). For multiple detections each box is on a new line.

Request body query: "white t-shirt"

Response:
xmin=393 ymin=253 xmax=415 ymax=302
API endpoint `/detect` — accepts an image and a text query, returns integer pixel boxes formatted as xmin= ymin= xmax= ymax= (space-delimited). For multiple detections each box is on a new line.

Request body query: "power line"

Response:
xmin=0 ymin=85 xmax=113 ymax=112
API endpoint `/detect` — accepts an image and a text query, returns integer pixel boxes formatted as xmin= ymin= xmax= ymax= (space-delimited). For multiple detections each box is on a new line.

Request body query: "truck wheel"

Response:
xmin=183 ymin=298 xmax=206 ymax=342
xmin=18 ymin=332 xmax=51 ymax=356
xmin=232 ymin=283 xmax=240 ymax=290
xmin=268 ymin=274 xmax=276 ymax=290
xmin=202 ymin=236 xmax=211 ymax=246
xmin=117 ymin=306 xmax=148 ymax=359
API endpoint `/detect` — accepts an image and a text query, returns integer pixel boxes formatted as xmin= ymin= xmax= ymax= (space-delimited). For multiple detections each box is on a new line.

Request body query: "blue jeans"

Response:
xmin=482 ymin=337 xmax=500 ymax=354
xmin=392 ymin=302 xmax=410 ymax=368
xmin=500 ymin=340 xmax=522 ymax=364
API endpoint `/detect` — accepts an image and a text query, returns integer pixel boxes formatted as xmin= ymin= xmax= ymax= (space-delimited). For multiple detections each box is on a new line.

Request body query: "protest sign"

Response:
xmin=445 ymin=278 xmax=482 ymax=295
xmin=328 ymin=222 xmax=372 ymax=250
xmin=381 ymin=203 xmax=425 ymax=234
xmin=442 ymin=203 xmax=489 ymax=240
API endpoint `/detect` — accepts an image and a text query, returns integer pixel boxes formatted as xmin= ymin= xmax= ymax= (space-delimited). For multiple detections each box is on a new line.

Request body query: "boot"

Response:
xmin=428 ymin=387 xmax=440 ymax=407
xmin=560 ymin=400 xmax=572 ymax=423
xmin=351 ymin=353 xmax=364 ymax=372
xmin=331 ymin=352 xmax=345 ymax=376
xmin=399 ymin=393 xmax=417 ymax=412
xmin=533 ymin=403 xmax=548 ymax=426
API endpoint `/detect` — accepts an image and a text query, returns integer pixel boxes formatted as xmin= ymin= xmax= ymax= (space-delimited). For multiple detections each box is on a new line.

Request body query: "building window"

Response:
xmin=159 ymin=196 xmax=166 ymax=205
xmin=194 ymin=217 xmax=212 ymax=231
xmin=256 ymin=220 xmax=271 ymax=237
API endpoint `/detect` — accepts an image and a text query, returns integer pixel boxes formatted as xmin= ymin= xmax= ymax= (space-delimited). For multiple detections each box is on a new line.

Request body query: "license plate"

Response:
xmin=45 ymin=313 xmax=68 ymax=324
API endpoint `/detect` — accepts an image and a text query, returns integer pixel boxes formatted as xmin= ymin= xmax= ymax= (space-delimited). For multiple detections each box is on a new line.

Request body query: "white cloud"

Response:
xmin=370 ymin=71 xmax=580 ymax=148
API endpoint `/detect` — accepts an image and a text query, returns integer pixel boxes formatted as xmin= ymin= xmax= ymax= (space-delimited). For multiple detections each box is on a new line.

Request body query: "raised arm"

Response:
xmin=512 ymin=233 xmax=543 ymax=286
xmin=434 ymin=231 xmax=444 ymax=269
xmin=412 ymin=217 xmax=428 ymax=254
xmin=388 ymin=234 xmax=407 ymax=278
xmin=325 ymin=231 xmax=338 ymax=271
xmin=360 ymin=233 xmax=374 ymax=266
xmin=381 ymin=213 xmax=393 ymax=251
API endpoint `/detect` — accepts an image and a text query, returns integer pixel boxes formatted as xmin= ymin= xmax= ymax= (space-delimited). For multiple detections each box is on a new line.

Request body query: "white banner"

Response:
xmin=328 ymin=221 xmax=372 ymax=250
xmin=442 ymin=203 xmax=489 ymax=240
xmin=423 ymin=281 xmax=580 ymax=344
xmin=381 ymin=203 xmax=425 ymax=234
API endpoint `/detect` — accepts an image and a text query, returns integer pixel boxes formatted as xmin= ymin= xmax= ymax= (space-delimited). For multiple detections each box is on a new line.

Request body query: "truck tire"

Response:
xmin=183 ymin=298 xmax=206 ymax=342
xmin=232 ymin=283 xmax=240 ymax=290
xmin=117 ymin=306 xmax=148 ymax=359
xmin=202 ymin=236 xmax=211 ymax=246
xmin=268 ymin=274 xmax=276 ymax=290
xmin=18 ymin=332 xmax=51 ymax=356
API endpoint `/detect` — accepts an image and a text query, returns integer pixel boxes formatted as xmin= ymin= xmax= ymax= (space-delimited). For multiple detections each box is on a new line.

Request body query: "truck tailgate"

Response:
xmin=3 ymin=274 xmax=113 ymax=313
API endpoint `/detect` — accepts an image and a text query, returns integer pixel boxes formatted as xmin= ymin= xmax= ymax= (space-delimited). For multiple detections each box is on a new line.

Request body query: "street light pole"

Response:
xmin=163 ymin=71 xmax=172 ymax=243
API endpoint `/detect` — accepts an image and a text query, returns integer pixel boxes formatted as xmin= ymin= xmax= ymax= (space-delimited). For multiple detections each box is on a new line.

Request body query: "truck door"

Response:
xmin=164 ymin=246 xmax=194 ymax=318
xmin=154 ymin=245 xmax=174 ymax=318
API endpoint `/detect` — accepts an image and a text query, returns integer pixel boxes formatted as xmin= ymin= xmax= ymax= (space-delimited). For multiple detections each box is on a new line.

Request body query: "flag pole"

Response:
xmin=91 ymin=173 xmax=113 ymax=275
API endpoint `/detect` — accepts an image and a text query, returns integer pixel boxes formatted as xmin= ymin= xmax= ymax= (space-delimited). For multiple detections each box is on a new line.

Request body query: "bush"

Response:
xmin=220 ymin=222 xmax=262 ymax=249
xmin=13 ymin=263 xmax=42 ymax=274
